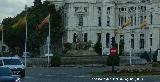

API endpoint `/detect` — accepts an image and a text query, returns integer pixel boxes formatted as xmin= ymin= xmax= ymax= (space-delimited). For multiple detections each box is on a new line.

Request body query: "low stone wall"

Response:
xmin=21 ymin=58 xmax=48 ymax=67
xmin=21 ymin=56 xmax=147 ymax=67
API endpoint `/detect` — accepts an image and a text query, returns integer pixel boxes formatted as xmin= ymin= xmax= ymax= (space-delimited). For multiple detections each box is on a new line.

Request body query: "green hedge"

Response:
xmin=140 ymin=51 xmax=148 ymax=60
xmin=63 ymin=43 xmax=72 ymax=53
xmin=94 ymin=42 xmax=102 ymax=55
xmin=152 ymin=50 xmax=158 ymax=62
xmin=50 ymin=53 xmax=62 ymax=67
xmin=152 ymin=62 xmax=160 ymax=67
xmin=106 ymin=55 xmax=120 ymax=66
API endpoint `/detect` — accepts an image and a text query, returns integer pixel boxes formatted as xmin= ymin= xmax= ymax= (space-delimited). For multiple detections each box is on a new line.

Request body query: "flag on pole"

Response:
xmin=115 ymin=28 xmax=123 ymax=34
xmin=38 ymin=14 xmax=50 ymax=29
xmin=122 ymin=17 xmax=132 ymax=29
xmin=139 ymin=19 xmax=147 ymax=29
xmin=12 ymin=16 xmax=26 ymax=28
xmin=24 ymin=4 xmax=28 ymax=67
xmin=0 ymin=24 xmax=3 ymax=31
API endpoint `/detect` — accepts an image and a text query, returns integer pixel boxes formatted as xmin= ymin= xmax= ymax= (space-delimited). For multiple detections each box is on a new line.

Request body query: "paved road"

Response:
xmin=21 ymin=67 xmax=160 ymax=82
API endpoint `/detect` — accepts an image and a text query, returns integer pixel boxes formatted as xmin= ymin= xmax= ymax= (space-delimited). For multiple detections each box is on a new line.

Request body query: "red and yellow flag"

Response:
xmin=139 ymin=19 xmax=147 ymax=29
xmin=12 ymin=16 xmax=26 ymax=28
xmin=0 ymin=24 xmax=3 ymax=31
xmin=38 ymin=14 xmax=50 ymax=29
xmin=122 ymin=17 xmax=132 ymax=29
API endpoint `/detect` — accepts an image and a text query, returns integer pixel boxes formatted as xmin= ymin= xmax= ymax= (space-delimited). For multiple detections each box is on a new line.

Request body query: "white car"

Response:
xmin=0 ymin=57 xmax=25 ymax=77
xmin=22 ymin=52 xmax=33 ymax=58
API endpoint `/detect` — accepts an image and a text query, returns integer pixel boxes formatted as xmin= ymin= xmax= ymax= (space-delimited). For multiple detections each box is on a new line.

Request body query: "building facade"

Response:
xmin=47 ymin=0 xmax=160 ymax=55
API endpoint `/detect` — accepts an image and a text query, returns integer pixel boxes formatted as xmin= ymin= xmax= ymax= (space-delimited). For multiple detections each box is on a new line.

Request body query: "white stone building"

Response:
xmin=47 ymin=0 xmax=160 ymax=55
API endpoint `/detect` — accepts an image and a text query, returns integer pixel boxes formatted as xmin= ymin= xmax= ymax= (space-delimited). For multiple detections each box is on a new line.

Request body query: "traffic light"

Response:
xmin=111 ymin=37 xmax=116 ymax=47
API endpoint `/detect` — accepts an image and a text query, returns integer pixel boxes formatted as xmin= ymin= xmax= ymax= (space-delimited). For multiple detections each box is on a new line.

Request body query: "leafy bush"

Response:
xmin=140 ymin=51 xmax=148 ymax=60
xmin=106 ymin=55 xmax=120 ymax=66
xmin=84 ymin=40 xmax=92 ymax=49
xmin=50 ymin=53 xmax=61 ymax=67
xmin=152 ymin=62 xmax=160 ymax=67
xmin=119 ymin=41 xmax=124 ymax=56
xmin=63 ymin=43 xmax=72 ymax=53
xmin=152 ymin=50 xmax=158 ymax=62
xmin=94 ymin=42 xmax=102 ymax=55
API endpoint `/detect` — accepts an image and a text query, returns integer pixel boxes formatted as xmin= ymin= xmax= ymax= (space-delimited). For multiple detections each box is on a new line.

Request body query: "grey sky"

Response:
xmin=0 ymin=0 xmax=45 ymax=23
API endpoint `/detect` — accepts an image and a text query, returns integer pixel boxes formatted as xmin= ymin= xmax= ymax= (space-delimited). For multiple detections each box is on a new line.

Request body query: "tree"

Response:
xmin=1 ymin=2 xmax=62 ymax=56
xmin=94 ymin=41 xmax=102 ymax=55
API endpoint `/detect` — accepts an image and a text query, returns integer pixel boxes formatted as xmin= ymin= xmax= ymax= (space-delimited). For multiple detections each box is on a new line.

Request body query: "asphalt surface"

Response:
xmin=21 ymin=67 xmax=160 ymax=82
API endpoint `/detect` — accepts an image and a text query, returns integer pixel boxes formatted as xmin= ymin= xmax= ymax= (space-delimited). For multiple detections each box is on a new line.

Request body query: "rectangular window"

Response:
xmin=73 ymin=33 xmax=77 ymax=43
xmin=134 ymin=16 xmax=136 ymax=26
xmin=144 ymin=16 xmax=146 ymax=19
xmin=124 ymin=17 xmax=126 ymax=23
xmin=78 ymin=14 xmax=83 ymax=26
xmin=107 ymin=16 xmax=110 ymax=26
xmin=106 ymin=33 xmax=110 ymax=48
xmin=131 ymin=34 xmax=134 ymax=49
xmin=97 ymin=33 xmax=101 ymax=43
xmin=120 ymin=35 xmax=124 ymax=43
xmin=107 ymin=7 xmax=110 ymax=14
xmin=144 ymin=6 xmax=146 ymax=11
xmin=98 ymin=7 xmax=102 ymax=27
xmin=118 ymin=15 xmax=121 ymax=26
xmin=140 ymin=34 xmax=144 ymax=49
xmin=84 ymin=33 xmax=88 ymax=42
xmin=151 ymin=13 xmax=153 ymax=24
xmin=131 ymin=16 xmax=133 ymax=26
xmin=121 ymin=17 xmax=124 ymax=26
xmin=98 ymin=7 xmax=101 ymax=14
xmin=120 ymin=35 xmax=124 ymax=49
xmin=98 ymin=16 xmax=101 ymax=26
xmin=140 ymin=16 xmax=143 ymax=24
xmin=84 ymin=7 xmax=87 ymax=12
xmin=107 ymin=21 xmax=110 ymax=26
xmin=150 ymin=34 xmax=152 ymax=46
xmin=75 ymin=7 xmax=78 ymax=12
xmin=150 ymin=38 xmax=152 ymax=46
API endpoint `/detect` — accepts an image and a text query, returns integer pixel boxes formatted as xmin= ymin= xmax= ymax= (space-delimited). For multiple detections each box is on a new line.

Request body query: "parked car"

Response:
xmin=0 ymin=57 xmax=26 ymax=77
xmin=22 ymin=52 xmax=33 ymax=58
xmin=0 ymin=67 xmax=21 ymax=82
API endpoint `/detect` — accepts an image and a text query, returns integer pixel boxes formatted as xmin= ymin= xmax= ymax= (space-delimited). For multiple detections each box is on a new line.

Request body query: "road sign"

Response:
xmin=110 ymin=47 xmax=118 ymax=55
xmin=109 ymin=47 xmax=118 ymax=72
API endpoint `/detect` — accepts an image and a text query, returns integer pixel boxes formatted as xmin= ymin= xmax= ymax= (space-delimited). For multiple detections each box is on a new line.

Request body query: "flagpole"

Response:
xmin=1 ymin=24 xmax=3 ymax=56
xmin=47 ymin=15 xmax=51 ymax=67
xmin=129 ymin=28 xmax=132 ymax=66
xmin=118 ymin=37 xmax=119 ymax=55
xmin=24 ymin=5 xmax=28 ymax=67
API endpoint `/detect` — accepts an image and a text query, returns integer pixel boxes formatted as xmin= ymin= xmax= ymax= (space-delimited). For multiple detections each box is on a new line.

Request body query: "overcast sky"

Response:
xmin=0 ymin=0 xmax=45 ymax=23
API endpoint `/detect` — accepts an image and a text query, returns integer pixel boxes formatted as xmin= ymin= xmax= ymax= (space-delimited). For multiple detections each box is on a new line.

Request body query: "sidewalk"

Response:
xmin=60 ymin=64 xmax=160 ymax=72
